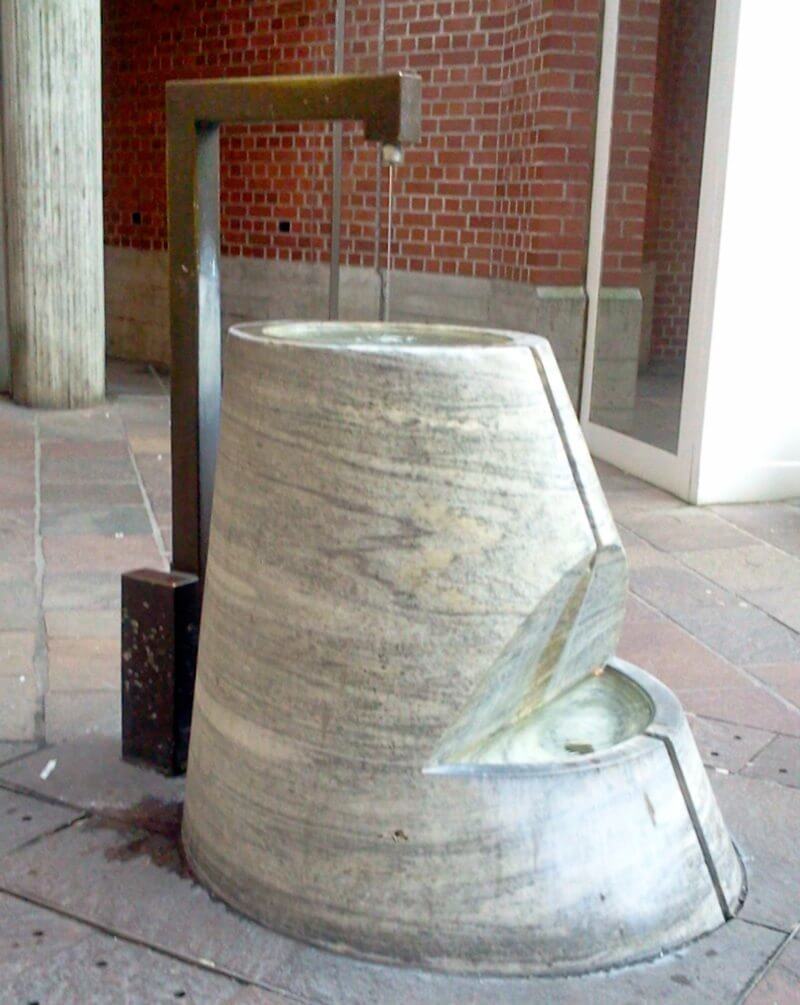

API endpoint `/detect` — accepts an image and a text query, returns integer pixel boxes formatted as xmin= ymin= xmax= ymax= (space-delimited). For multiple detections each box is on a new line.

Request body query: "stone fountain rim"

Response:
xmin=229 ymin=319 xmax=549 ymax=353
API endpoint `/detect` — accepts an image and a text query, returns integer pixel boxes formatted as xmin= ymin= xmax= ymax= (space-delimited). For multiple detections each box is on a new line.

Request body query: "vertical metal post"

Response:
xmin=328 ymin=0 xmax=346 ymax=320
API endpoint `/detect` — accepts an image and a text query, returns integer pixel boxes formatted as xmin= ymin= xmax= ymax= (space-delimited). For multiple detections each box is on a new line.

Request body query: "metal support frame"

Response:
xmin=166 ymin=72 xmax=422 ymax=583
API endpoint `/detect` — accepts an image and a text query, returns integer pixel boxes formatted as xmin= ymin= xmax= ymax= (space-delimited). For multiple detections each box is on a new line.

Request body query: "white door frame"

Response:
xmin=580 ymin=0 xmax=742 ymax=502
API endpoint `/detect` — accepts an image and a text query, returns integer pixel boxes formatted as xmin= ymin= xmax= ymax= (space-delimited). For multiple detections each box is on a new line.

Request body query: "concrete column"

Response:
xmin=2 ymin=0 xmax=105 ymax=407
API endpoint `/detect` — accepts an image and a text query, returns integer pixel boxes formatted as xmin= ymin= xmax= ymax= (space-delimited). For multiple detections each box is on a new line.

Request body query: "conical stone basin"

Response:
xmin=183 ymin=322 xmax=744 ymax=976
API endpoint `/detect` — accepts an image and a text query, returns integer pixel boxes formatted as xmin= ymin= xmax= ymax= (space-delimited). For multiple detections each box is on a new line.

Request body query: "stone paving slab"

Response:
xmin=712 ymin=772 xmax=800 ymax=933
xmin=0 ymin=743 xmax=36 ymax=766
xmin=0 ymin=815 xmax=781 ymax=1004
xmin=687 ymin=716 xmax=775 ymax=774
xmin=619 ymin=620 xmax=800 ymax=736
xmin=48 ymin=637 xmax=120 ymax=692
xmin=0 ymin=787 xmax=81 ymax=857
xmin=0 ymin=894 xmax=248 ymax=1004
xmin=0 ymin=891 xmax=91 ymax=985
xmin=675 ymin=545 xmax=800 ymax=599
xmin=745 ymin=588 xmax=800 ymax=635
xmin=745 ymin=930 xmax=800 ymax=1004
xmin=44 ymin=690 xmax=121 ymax=744
xmin=43 ymin=572 xmax=122 ymax=611
xmin=623 ymin=508 xmax=753 ymax=553
xmin=747 ymin=664 xmax=800 ymax=708
xmin=742 ymin=735 xmax=800 ymax=789
xmin=0 ymin=735 xmax=183 ymax=813
xmin=712 ymin=502 xmax=800 ymax=560
xmin=44 ymin=609 xmax=120 ymax=640
xmin=41 ymin=503 xmax=152 ymax=537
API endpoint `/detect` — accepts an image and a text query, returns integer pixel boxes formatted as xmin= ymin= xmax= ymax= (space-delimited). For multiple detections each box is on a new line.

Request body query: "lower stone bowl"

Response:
xmin=184 ymin=655 xmax=743 ymax=976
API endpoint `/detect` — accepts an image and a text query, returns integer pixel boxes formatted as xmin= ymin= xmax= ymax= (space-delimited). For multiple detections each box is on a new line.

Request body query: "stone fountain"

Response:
xmin=182 ymin=321 xmax=743 ymax=975
xmin=121 ymin=71 xmax=743 ymax=979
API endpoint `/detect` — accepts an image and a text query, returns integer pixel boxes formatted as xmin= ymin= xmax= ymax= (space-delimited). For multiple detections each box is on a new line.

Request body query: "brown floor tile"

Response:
xmin=43 ymin=534 xmax=163 ymax=574
xmin=41 ymin=438 xmax=131 ymax=460
xmin=624 ymin=508 xmax=752 ymax=552
xmin=676 ymin=545 xmax=800 ymax=596
xmin=47 ymin=637 xmax=120 ymax=692
xmin=41 ymin=503 xmax=152 ymax=536
xmin=41 ymin=481 xmax=144 ymax=506
xmin=41 ymin=457 xmax=138 ymax=485
xmin=44 ymin=609 xmax=120 ymax=640
xmin=746 ymin=588 xmax=800 ymax=634
xmin=43 ymin=573 xmax=121 ymax=611
xmin=747 ymin=664 xmax=800 ymax=708
xmin=619 ymin=620 xmax=800 ymax=735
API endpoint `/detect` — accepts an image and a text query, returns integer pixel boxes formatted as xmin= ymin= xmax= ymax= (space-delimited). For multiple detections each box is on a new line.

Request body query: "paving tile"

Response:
xmin=0 ymin=743 xmax=37 ymax=766
xmin=221 ymin=988 xmax=296 ymax=1004
xmin=624 ymin=594 xmax=666 ymax=625
xmin=42 ymin=456 xmax=138 ymax=485
xmin=745 ymin=931 xmax=800 ymax=1004
xmin=0 ymin=559 xmax=35 ymax=585
xmin=41 ymin=480 xmax=144 ymax=506
xmin=747 ymin=664 xmax=800 ymax=709
xmin=675 ymin=545 xmax=800 ymax=597
xmin=624 ymin=508 xmax=753 ymax=552
xmin=45 ymin=609 xmax=120 ymax=640
xmin=687 ymin=715 xmax=775 ymax=773
xmin=0 ymin=676 xmax=39 ymax=742
xmin=43 ymin=572 xmax=121 ymax=610
xmin=0 ymin=582 xmax=38 ymax=630
xmin=742 ymin=736 xmax=800 ymax=789
xmin=0 ymin=735 xmax=182 ymax=813
xmin=1 ymin=898 xmax=245 ymax=1004
xmin=619 ymin=620 xmax=800 ymax=736
xmin=745 ymin=588 xmax=800 ymax=635
xmin=47 ymin=637 xmax=119 ymax=692
xmin=0 ymin=892 xmax=91 ymax=984
xmin=713 ymin=502 xmax=800 ymax=560
xmin=666 ymin=601 xmax=800 ymax=667
xmin=128 ymin=433 xmax=171 ymax=454
xmin=44 ymin=690 xmax=121 ymax=743
xmin=0 ymin=817 xmax=780 ymax=1004
xmin=38 ymin=408 xmax=125 ymax=442
xmin=0 ymin=788 xmax=81 ymax=857
xmin=712 ymin=772 xmax=800 ymax=932
xmin=41 ymin=504 xmax=152 ymax=537
xmin=41 ymin=438 xmax=131 ymax=460
xmin=43 ymin=534 xmax=163 ymax=574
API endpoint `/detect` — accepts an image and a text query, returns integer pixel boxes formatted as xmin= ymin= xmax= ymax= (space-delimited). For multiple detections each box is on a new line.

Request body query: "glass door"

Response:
xmin=580 ymin=0 xmax=721 ymax=498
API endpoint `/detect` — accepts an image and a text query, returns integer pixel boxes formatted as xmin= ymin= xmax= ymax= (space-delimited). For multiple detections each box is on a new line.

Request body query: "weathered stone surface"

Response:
xmin=184 ymin=322 xmax=739 ymax=975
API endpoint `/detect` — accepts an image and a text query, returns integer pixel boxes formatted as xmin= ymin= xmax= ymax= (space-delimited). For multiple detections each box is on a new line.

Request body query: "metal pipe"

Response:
xmin=165 ymin=72 xmax=422 ymax=581
xmin=328 ymin=0 xmax=346 ymax=320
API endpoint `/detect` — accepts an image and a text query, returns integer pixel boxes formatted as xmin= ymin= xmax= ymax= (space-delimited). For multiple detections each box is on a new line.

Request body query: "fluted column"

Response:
xmin=2 ymin=0 xmax=104 ymax=407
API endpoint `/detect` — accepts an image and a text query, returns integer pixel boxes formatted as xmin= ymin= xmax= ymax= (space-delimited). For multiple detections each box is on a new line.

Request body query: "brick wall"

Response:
xmin=102 ymin=0 xmax=604 ymax=287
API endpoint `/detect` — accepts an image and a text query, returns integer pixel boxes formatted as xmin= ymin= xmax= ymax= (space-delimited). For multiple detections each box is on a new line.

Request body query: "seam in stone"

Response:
xmin=646 ymin=728 xmax=734 ymax=922
xmin=733 ymin=921 xmax=800 ymax=1005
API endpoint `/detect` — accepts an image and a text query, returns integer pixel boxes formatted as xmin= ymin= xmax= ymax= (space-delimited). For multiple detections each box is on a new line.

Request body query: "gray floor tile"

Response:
xmin=1 ymin=898 xmax=246 ymax=1004
xmin=687 ymin=716 xmax=775 ymax=773
xmin=44 ymin=609 xmax=120 ymax=640
xmin=0 ymin=787 xmax=81 ymax=857
xmin=0 ymin=818 xmax=782 ymax=1005
xmin=0 ymin=735 xmax=183 ymax=813
xmin=44 ymin=690 xmax=121 ymax=743
xmin=742 ymin=735 xmax=800 ymax=789
xmin=745 ymin=930 xmax=800 ymax=1004
xmin=668 ymin=602 xmax=800 ymax=667
xmin=0 ymin=743 xmax=37 ymax=767
xmin=712 ymin=772 xmax=800 ymax=932
xmin=0 ymin=892 xmax=91 ymax=984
